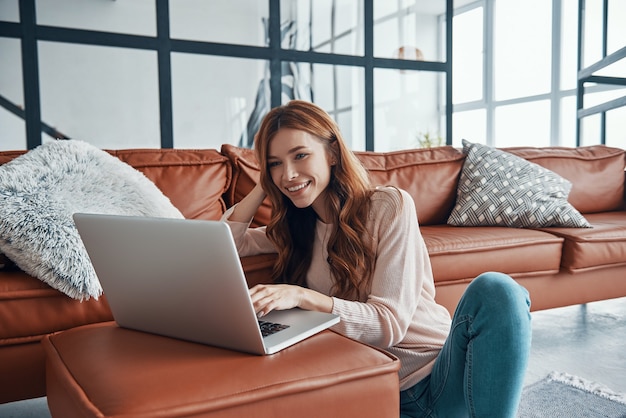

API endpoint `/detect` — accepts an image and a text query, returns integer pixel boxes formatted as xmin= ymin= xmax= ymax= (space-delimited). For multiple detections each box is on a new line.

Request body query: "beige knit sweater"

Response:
xmin=223 ymin=187 xmax=451 ymax=390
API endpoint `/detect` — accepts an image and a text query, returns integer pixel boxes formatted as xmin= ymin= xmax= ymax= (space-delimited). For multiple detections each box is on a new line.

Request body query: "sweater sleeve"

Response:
xmin=330 ymin=188 xmax=435 ymax=348
xmin=220 ymin=205 xmax=276 ymax=256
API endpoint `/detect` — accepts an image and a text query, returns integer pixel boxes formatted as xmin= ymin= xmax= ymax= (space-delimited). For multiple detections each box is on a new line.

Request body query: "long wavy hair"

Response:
xmin=254 ymin=100 xmax=376 ymax=300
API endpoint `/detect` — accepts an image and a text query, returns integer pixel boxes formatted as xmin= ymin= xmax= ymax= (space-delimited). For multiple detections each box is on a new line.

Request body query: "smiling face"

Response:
xmin=267 ymin=128 xmax=334 ymax=223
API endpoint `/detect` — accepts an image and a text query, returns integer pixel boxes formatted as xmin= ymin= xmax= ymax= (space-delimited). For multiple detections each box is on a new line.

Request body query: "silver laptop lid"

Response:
xmin=73 ymin=213 xmax=339 ymax=355
xmin=73 ymin=213 xmax=267 ymax=354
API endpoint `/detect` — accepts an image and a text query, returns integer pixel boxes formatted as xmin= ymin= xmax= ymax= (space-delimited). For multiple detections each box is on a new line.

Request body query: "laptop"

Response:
xmin=72 ymin=213 xmax=340 ymax=355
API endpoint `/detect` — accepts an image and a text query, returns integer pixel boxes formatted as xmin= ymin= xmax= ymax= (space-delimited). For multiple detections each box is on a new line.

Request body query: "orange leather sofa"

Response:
xmin=1 ymin=143 xmax=625 ymax=406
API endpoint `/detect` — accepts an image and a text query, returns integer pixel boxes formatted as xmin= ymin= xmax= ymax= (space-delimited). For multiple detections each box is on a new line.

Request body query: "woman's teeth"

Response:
xmin=287 ymin=182 xmax=310 ymax=192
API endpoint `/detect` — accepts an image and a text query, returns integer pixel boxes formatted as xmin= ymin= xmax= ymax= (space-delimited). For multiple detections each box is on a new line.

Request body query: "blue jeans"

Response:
xmin=400 ymin=272 xmax=532 ymax=418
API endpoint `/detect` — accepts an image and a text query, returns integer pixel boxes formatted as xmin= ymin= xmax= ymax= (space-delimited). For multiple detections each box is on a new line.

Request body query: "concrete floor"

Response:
xmin=1 ymin=296 xmax=625 ymax=417
xmin=524 ymin=296 xmax=626 ymax=393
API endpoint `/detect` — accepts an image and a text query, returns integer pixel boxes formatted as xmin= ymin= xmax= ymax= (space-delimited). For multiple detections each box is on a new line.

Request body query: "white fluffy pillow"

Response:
xmin=0 ymin=140 xmax=183 ymax=300
xmin=447 ymin=140 xmax=591 ymax=228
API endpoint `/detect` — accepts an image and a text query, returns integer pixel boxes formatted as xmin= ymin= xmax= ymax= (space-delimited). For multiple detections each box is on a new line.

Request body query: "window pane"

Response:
xmin=375 ymin=0 xmax=448 ymax=23
xmin=374 ymin=68 xmax=444 ymax=151
xmin=0 ymin=37 xmax=23 ymax=108
xmin=606 ymin=106 xmax=626 ymax=148
xmin=310 ymin=0 xmax=333 ymax=52
xmin=581 ymin=87 xmax=626 ymax=147
xmin=584 ymin=86 xmax=626 ymax=108
xmin=595 ymin=59 xmax=626 ymax=79
xmin=0 ymin=109 xmax=25 ymax=150
xmin=494 ymin=100 xmax=550 ymax=147
xmin=579 ymin=113 xmax=602 ymax=146
xmin=334 ymin=0 xmax=363 ymax=54
xmin=0 ymin=37 xmax=24 ymax=149
xmin=39 ymin=42 xmax=160 ymax=148
xmin=373 ymin=0 xmax=397 ymax=19
xmin=172 ymin=54 xmax=266 ymax=149
xmin=282 ymin=0 xmax=363 ymax=56
xmin=171 ymin=0 xmax=267 ymax=46
xmin=297 ymin=63 xmax=365 ymax=150
xmin=561 ymin=0 xmax=578 ymax=90
xmin=0 ymin=0 xmax=19 ymax=22
xmin=280 ymin=61 xmax=313 ymax=104
xmin=374 ymin=0 xmax=445 ymax=62
xmin=560 ymin=96 xmax=577 ymax=148
xmin=494 ymin=0 xmax=551 ymax=100
xmin=374 ymin=18 xmax=399 ymax=59
xmin=36 ymin=0 xmax=156 ymax=36
xmin=582 ymin=0 xmax=604 ymax=67
xmin=453 ymin=7 xmax=483 ymax=103
xmin=453 ymin=109 xmax=486 ymax=147
xmin=607 ymin=0 xmax=626 ymax=56
xmin=336 ymin=106 xmax=365 ymax=151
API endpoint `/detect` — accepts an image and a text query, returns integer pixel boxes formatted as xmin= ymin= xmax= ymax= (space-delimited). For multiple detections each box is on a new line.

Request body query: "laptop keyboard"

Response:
xmin=258 ymin=320 xmax=290 ymax=337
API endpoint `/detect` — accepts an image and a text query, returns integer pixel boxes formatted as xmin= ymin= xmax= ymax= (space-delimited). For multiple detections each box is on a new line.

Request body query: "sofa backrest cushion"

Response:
xmin=0 ymin=151 xmax=26 ymax=164
xmin=0 ymin=148 xmax=231 ymax=221
xmin=221 ymin=144 xmax=465 ymax=226
xmin=505 ymin=145 xmax=625 ymax=214
xmin=356 ymin=147 xmax=465 ymax=225
xmin=221 ymin=145 xmax=273 ymax=227
xmin=110 ymin=149 xmax=231 ymax=220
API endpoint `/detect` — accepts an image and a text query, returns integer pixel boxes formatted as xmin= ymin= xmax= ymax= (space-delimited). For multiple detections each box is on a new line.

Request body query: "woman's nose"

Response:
xmin=283 ymin=163 xmax=297 ymax=180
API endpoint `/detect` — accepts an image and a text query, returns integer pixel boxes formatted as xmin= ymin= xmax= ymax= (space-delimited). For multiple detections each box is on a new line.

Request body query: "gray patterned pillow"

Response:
xmin=447 ymin=140 xmax=591 ymax=228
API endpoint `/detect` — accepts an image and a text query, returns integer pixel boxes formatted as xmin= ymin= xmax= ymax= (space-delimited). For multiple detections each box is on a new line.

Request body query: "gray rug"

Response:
xmin=519 ymin=372 xmax=626 ymax=417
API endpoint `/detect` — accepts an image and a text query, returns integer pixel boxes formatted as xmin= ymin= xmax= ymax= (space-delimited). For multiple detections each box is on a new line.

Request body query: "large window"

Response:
xmin=453 ymin=0 xmax=562 ymax=147
xmin=7 ymin=1 xmax=618 ymax=152
xmin=577 ymin=0 xmax=626 ymax=147
xmin=0 ymin=0 xmax=452 ymax=151
xmin=452 ymin=0 xmax=626 ymax=148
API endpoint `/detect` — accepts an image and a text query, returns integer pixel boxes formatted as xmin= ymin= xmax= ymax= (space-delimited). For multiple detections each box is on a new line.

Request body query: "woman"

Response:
xmin=222 ymin=100 xmax=531 ymax=417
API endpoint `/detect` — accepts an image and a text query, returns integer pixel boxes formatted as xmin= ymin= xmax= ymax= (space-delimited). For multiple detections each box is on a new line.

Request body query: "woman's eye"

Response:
xmin=268 ymin=161 xmax=281 ymax=168
xmin=295 ymin=153 xmax=307 ymax=160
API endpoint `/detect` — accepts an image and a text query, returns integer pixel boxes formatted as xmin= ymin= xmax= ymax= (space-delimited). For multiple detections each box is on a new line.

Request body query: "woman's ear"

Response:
xmin=328 ymin=141 xmax=340 ymax=166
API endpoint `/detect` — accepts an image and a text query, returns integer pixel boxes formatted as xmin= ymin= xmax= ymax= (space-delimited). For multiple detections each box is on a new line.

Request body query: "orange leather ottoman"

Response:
xmin=42 ymin=322 xmax=400 ymax=418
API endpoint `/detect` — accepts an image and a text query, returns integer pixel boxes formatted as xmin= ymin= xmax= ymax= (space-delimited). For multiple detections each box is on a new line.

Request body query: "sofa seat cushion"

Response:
xmin=111 ymin=148 xmax=231 ymax=220
xmin=537 ymin=211 xmax=626 ymax=273
xmin=421 ymin=225 xmax=564 ymax=284
xmin=0 ymin=271 xmax=112 ymax=346
xmin=44 ymin=322 xmax=400 ymax=418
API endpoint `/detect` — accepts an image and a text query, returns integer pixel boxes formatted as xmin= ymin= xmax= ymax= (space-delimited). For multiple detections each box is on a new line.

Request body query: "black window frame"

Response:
xmin=0 ymin=0 xmax=453 ymax=150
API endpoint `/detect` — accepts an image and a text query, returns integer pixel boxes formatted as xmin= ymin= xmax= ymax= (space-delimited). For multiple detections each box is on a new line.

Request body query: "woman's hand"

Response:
xmin=249 ymin=284 xmax=334 ymax=317
xmin=228 ymin=183 xmax=267 ymax=223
